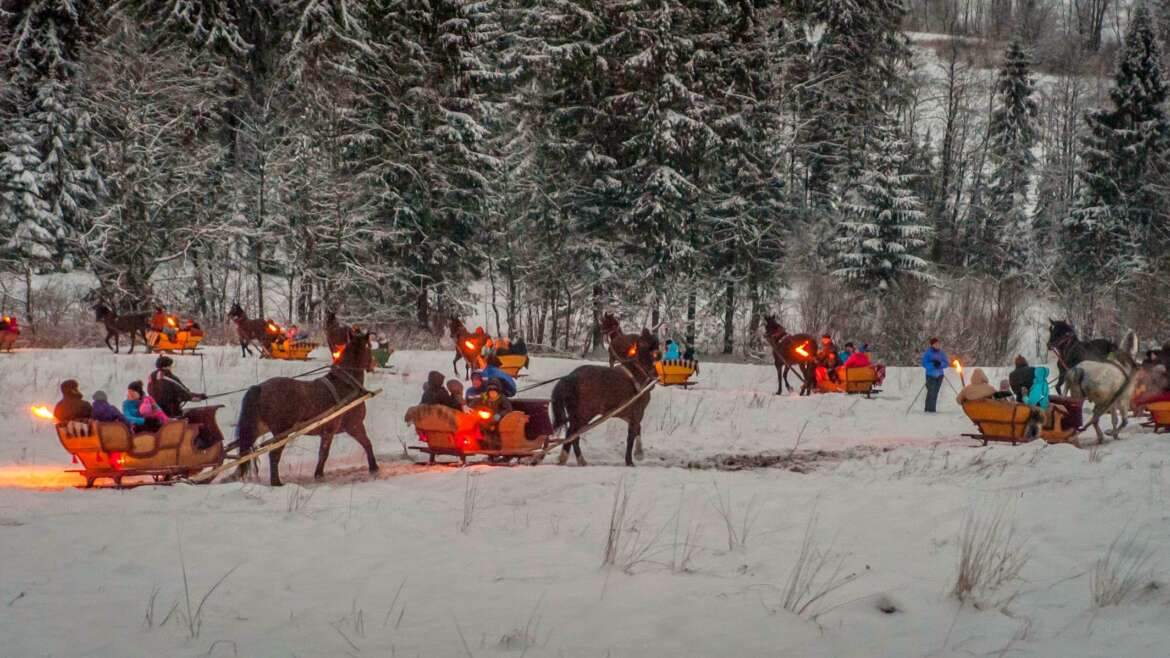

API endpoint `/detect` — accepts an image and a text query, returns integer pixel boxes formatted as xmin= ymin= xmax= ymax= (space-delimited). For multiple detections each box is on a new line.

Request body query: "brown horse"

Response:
xmin=601 ymin=312 xmax=639 ymax=366
xmin=324 ymin=311 xmax=353 ymax=352
xmin=228 ymin=303 xmax=278 ymax=357
xmin=763 ymin=316 xmax=816 ymax=395
xmin=448 ymin=318 xmax=488 ymax=378
xmin=551 ymin=328 xmax=659 ymax=466
xmin=234 ymin=330 xmax=378 ymax=486
xmin=93 ymin=304 xmax=151 ymax=354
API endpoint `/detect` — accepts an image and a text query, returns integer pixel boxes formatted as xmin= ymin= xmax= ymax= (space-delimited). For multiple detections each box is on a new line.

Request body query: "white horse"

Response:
xmin=1064 ymin=333 xmax=1139 ymax=444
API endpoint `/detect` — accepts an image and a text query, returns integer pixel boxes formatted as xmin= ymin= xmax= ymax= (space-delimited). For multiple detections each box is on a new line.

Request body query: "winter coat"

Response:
xmin=956 ymin=368 xmax=997 ymax=404
xmin=837 ymin=350 xmax=854 ymax=365
xmin=480 ymin=366 xmax=517 ymax=397
xmin=664 ymin=343 xmax=681 ymax=361
xmin=148 ymin=369 xmax=194 ymax=418
xmin=92 ymin=400 xmax=127 ymax=424
xmin=122 ymin=399 xmax=148 ymax=427
xmin=421 ymin=371 xmax=460 ymax=410
xmin=53 ymin=393 xmax=92 ymax=423
xmin=921 ymin=347 xmax=949 ymax=378
xmin=844 ymin=352 xmax=872 ymax=368
xmin=1026 ymin=367 xmax=1050 ymax=409
xmin=138 ymin=395 xmax=170 ymax=424
xmin=1009 ymin=364 xmax=1035 ymax=403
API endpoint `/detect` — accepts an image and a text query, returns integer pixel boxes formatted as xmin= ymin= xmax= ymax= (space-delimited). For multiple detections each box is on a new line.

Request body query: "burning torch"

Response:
xmin=953 ymin=359 xmax=965 ymax=386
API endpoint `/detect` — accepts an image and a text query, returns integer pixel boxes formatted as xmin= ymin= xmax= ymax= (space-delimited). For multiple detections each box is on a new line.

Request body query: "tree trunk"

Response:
xmin=590 ymin=284 xmax=603 ymax=353
xmin=416 ymin=279 xmax=429 ymax=328
xmin=686 ymin=290 xmax=697 ymax=348
xmin=722 ymin=282 xmax=735 ymax=354
xmin=748 ymin=273 xmax=763 ymax=352
xmin=24 ymin=267 xmax=33 ymax=334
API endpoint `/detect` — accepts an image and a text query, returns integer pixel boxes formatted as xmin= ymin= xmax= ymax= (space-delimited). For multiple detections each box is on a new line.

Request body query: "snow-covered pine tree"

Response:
xmin=981 ymin=39 xmax=1039 ymax=275
xmin=833 ymin=118 xmax=931 ymax=292
xmin=1 ymin=0 xmax=102 ymax=270
xmin=0 ymin=124 xmax=56 ymax=271
xmin=785 ymin=0 xmax=911 ymax=206
xmin=1062 ymin=3 xmax=1170 ymax=282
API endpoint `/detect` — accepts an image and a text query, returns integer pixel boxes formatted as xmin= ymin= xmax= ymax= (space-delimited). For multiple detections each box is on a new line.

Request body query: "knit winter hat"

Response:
xmin=92 ymin=390 xmax=108 ymax=403
xmin=61 ymin=379 xmax=80 ymax=395
xmin=155 ymin=355 xmax=174 ymax=369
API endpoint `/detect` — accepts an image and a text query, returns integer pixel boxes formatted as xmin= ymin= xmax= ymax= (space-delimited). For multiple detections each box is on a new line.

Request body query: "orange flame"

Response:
xmin=31 ymin=405 xmax=55 ymax=421
xmin=476 ymin=408 xmax=493 ymax=421
xmin=332 ymin=347 xmax=344 ymax=361
xmin=267 ymin=323 xmax=280 ymax=333
xmin=464 ymin=339 xmax=476 ymax=351
xmin=952 ymin=359 xmax=962 ymax=374
xmin=166 ymin=316 xmax=177 ymax=327
xmin=627 ymin=345 xmax=637 ymax=357
xmin=795 ymin=342 xmax=810 ymax=358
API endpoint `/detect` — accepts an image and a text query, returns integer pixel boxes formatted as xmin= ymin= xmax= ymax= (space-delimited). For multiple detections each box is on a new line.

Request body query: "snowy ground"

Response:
xmin=2 ymin=347 xmax=1168 ymax=657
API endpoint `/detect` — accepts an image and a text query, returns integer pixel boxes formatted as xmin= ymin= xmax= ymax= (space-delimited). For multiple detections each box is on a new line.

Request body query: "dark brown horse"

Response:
xmin=600 ymin=312 xmax=639 ymax=366
xmin=1047 ymin=320 xmax=1119 ymax=395
xmin=93 ymin=304 xmax=151 ymax=354
xmin=228 ymin=303 xmax=278 ymax=357
xmin=235 ymin=330 xmax=378 ymax=486
xmin=551 ymin=328 xmax=659 ymax=466
xmin=324 ymin=311 xmax=353 ymax=352
xmin=763 ymin=315 xmax=817 ymax=395
xmin=448 ymin=318 xmax=488 ymax=378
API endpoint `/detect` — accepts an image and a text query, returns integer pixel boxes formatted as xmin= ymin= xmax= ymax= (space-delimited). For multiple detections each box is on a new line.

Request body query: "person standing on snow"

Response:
xmin=921 ymin=337 xmax=949 ymax=413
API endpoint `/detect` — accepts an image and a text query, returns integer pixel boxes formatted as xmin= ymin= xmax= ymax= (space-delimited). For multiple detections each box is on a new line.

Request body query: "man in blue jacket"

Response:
xmin=921 ymin=337 xmax=948 ymax=413
xmin=480 ymin=355 xmax=517 ymax=397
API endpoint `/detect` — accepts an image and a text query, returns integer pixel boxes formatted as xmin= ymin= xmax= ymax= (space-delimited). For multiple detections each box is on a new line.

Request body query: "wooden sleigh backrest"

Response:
xmin=962 ymin=400 xmax=1032 ymax=439
xmin=1148 ymin=401 xmax=1170 ymax=425
xmin=842 ymin=366 xmax=878 ymax=393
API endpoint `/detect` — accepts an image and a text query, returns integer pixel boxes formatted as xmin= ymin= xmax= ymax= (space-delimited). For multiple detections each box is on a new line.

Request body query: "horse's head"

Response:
xmin=634 ymin=327 xmax=660 ymax=368
xmin=763 ymin=315 xmax=785 ymax=339
xmin=1047 ymin=320 xmax=1075 ymax=349
xmin=601 ymin=312 xmax=621 ymax=338
xmin=335 ymin=330 xmax=375 ymax=374
xmin=228 ymin=303 xmax=245 ymax=322
xmin=93 ymin=304 xmax=111 ymax=322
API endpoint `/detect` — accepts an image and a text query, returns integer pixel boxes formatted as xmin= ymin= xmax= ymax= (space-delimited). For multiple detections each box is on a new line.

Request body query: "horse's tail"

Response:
xmin=551 ymin=377 xmax=575 ymax=434
xmin=1118 ymin=331 xmax=1139 ymax=369
xmin=236 ymin=385 xmax=263 ymax=456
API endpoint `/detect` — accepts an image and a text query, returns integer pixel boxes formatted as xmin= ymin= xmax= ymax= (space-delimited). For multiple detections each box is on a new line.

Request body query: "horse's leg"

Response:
xmin=105 ymin=331 xmax=115 ymax=353
xmin=776 ymin=363 xmax=786 ymax=395
xmin=453 ymin=352 xmax=460 ymax=377
xmin=624 ymin=420 xmax=642 ymax=467
xmin=268 ymin=445 xmax=285 ymax=486
xmin=558 ymin=420 xmax=582 ymax=466
xmin=572 ymin=434 xmax=587 ymax=467
xmin=1090 ymin=411 xmax=1105 ymax=445
xmin=314 ymin=433 xmax=334 ymax=480
xmin=1055 ymin=364 xmax=1066 ymax=396
xmin=347 ymin=422 xmax=379 ymax=473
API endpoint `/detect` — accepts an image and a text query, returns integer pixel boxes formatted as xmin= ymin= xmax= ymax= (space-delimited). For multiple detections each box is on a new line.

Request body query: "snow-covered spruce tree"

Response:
xmin=833 ymin=119 xmax=931 ymax=293
xmin=784 ymin=0 xmax=911 ymax=206
xmin=979 ymin=39 xmax=1039 ymax=275
xmin=0 ymin=124 xmax=56 ymax=272
xmin=1062 ymin=3 xmax=1170 ymax=283
xmin=1 ymin=0 xmax=102 ymax=270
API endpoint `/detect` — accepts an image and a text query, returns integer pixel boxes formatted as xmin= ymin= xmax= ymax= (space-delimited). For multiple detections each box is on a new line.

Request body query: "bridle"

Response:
xmin=615 ymin=348 xmax=656 ymax=386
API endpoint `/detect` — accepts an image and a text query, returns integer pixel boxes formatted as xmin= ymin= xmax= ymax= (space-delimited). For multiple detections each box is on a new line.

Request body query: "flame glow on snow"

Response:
xmin=0 ymin=465 xmax=83 ymax=490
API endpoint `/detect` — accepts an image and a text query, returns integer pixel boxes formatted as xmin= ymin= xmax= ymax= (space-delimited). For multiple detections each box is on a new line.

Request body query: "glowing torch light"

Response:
xmin=167 ymin=316 xmax=178 ymax=328
xmin=627 ymin=345 xmax=638 ymax=357
xmin=332 ymin=347 xmax=344 ymax=361
xmin=31 ymin=405 xmax=55 ymax=421
xmin=464 ymin=339 xmax=476 ymax=351
xmin=476 ymin=408 xmax=494 ymax=421
xmin=267 ymin=323 xmax=280 ymax=333
xmin=795 ymin=342 xmax=811 ymax=359
xmin=953 ymin=359 xmax=965 ymax=386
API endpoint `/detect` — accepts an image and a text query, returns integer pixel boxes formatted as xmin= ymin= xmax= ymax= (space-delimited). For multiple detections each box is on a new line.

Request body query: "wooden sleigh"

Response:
xmin=496 ymin=353 xmax=529 ymax=378
xmin=147 ymin=329 xmax=204 ymax=354
xmin=815 ymin=366 xmax=882 ymax=397
xmin=54 ymin=406 xmax=226 ymax=488
xmin=406 ymin=399 xmax=553 ymax=465
xmin=267 ymin=339 xmax=318 ymax=360
xmin=1142 ymin=401 xmax=1170 ymax=433
xmin=961 ymin=399 xmax=1078 ymax=446
xmin=655 ymin=359 xmax=698 ymax=388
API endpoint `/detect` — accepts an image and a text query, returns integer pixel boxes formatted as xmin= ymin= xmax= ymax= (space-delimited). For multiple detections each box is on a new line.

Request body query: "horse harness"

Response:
xmin=320 ymin=365 xmax=369 ymax=405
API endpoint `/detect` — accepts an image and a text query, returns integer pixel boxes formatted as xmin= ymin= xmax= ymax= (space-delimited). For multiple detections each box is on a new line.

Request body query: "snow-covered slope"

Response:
xmin=1 ymin=348 xmax=1167 ymax=657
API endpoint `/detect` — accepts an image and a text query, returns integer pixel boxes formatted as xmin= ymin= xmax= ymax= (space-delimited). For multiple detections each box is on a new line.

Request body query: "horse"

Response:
xmin=228 ymin=303 xmax=277 ymax=357
xmin=448 ymin=318 xmax=488 ymax=378
xmin=600 ymin=312 xmax=639 ymax=366
xmin=1064 ymin=332 xmax=1139 ymax=444
xmin=763 ymin=316 xmax=817 ymax=395
xmin=234 ymin=330 xmax=378 ymax=486
xmin=1047 ymin=320 xmax=1118 ymax=395
xmin=93 ymin=304 xmax=151 ymax=354
xmin=325 ymin=311 xmax=353 ymax=352
xmin=550 ymin=328 xmax=659 ymax=467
